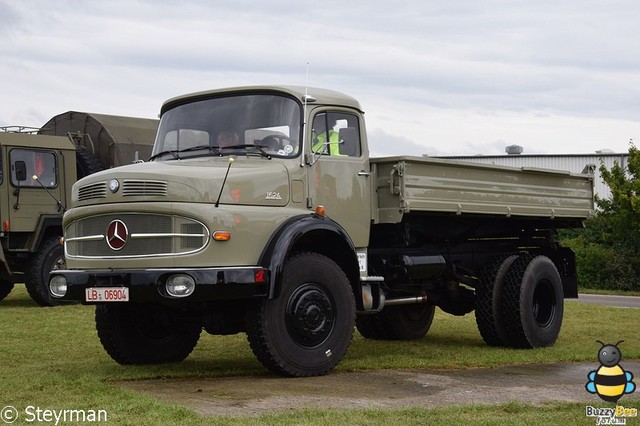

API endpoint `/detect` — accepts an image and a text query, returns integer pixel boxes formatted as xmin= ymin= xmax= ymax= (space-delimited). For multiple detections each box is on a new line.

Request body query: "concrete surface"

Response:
xmin=119 ymin=361 xmax=640 ymax=417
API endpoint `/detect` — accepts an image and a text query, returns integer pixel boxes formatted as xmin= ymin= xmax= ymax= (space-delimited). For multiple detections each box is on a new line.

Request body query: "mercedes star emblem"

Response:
xmin=106 ymin=219 xmax=128 ymax=251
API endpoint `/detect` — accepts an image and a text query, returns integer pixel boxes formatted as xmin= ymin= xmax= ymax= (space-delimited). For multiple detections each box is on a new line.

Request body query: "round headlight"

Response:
xmin=109 ymin=179 xmax=120 ymax=193
xmin=165 ymin=274 xmax=195 ymax=298
xmin=49 ymin=275 xmax=68 ymax=298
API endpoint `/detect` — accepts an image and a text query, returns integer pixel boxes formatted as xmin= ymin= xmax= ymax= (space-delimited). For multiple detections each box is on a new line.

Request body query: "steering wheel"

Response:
xmin=258 ymin=135 xmax=286 ymax=151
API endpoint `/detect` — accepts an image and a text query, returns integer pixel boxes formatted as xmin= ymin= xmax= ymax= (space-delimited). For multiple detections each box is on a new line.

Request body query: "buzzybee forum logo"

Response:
xmin=585 ymin=340 xmax=637 ymax=424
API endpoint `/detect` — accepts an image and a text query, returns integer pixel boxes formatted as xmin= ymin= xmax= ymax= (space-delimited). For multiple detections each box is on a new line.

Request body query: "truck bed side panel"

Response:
xmin=371 ymin=156 xmax=594 ymax=224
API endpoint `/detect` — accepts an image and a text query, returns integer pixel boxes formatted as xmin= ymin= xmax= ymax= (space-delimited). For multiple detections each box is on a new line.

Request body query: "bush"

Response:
xmin=562 ymin=235 xmax=639 ymax=291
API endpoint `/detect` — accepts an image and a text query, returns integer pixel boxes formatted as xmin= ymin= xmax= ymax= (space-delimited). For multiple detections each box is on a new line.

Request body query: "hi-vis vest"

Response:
xmin=312 ymin=130 xmax=342 ymax=156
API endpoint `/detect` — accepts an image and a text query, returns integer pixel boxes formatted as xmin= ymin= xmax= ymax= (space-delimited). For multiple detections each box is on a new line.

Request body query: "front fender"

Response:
xmin=259 ymin=214 xmax=359 ymax=299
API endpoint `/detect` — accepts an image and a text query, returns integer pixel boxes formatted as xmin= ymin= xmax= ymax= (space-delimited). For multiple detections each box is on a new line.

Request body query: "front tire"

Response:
xmin=500 ymin=255 xmax=564 ymax=348
xmin=0 ymin=281 xmax=13 ymax=301
xmin=96 ymin=303 xmax=201 ymax=364
xmin=25 ymin=237 xmax=66 ymax=306
xmin=246 ymin=252 xmax=355 ymax=377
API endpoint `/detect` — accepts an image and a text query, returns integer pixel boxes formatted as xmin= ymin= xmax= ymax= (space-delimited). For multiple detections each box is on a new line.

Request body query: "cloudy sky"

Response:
xmin=1 ymin=0 xmax=639 ymax=157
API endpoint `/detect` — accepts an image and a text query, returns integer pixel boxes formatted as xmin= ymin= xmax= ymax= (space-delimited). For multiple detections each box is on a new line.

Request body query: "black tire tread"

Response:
xmin=96 ymin=304 xmax=201 ymax=364
xmin=0 ymin=281 xmax=13 ymax=302
xmin=356 ymin=304 xmax=436 ymax=340
xmin=475 ymin=255 xmax=518 ymax=346
xmin=25 ymin=237 xmax=65 ymax=306
xmin=245 ymin=252 xmax=355 ymax=377
xmin=501 ymin=255 xmax=563 ymax=348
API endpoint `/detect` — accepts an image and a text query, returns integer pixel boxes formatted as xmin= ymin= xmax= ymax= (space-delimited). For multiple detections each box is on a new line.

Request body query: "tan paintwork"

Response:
xmin=0 ymin=133 xmax=77 ymax=235
xmin=372 ymin=156 xmax=594 ymax=224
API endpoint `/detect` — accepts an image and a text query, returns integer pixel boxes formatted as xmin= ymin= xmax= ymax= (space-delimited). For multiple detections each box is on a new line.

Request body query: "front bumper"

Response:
xmin=49 ymin=267 xmax=270 ymax=304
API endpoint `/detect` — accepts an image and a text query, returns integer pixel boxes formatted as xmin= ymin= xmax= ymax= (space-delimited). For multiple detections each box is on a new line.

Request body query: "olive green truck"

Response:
xmin=49 ymin=86 xmax=594 ymax=377
xmin=0 ymin=112 xmax=158 ymax=306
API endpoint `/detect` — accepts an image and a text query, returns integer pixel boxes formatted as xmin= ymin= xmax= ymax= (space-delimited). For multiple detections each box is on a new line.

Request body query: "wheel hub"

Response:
xmin=286 ymin=285 xmax=335 ymax=347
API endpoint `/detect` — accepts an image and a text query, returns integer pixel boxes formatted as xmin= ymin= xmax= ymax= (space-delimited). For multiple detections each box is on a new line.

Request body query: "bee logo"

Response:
xmin=586 ymin=340 xmax=636 ymax=403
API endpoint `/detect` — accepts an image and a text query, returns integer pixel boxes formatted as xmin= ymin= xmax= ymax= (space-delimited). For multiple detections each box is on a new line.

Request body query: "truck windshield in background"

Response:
xmin=152 ymin=94 xmax=302 ymax=160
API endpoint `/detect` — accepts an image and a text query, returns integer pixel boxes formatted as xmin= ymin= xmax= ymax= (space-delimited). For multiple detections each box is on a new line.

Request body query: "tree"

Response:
xmin=561 ymin=143 xmax=640 ymax=291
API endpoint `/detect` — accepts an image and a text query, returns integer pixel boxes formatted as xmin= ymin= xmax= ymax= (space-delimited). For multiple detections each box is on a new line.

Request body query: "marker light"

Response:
xmin=212 ymin=231 xmax=231 ymax=241
xmin=165 ymin=274 xmax=195 ymax=298
xmin=314 ymin=205 xmax=327 ymax=216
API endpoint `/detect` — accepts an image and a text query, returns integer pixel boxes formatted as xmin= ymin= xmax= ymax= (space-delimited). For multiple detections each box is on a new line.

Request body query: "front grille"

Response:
xmin=122 ymin=180 xmax=168 ymax=196
xmin=65 ymin=213 xmax=209 ymax=258
xmin=78 ymin=182 xmax=107 ymax=201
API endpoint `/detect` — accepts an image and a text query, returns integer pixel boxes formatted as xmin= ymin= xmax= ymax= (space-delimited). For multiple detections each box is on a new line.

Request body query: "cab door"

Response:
xmin=8 ymin=148 xmax=62 ymax=233
xmin=307 ymin=110 xmax=371 ymax=248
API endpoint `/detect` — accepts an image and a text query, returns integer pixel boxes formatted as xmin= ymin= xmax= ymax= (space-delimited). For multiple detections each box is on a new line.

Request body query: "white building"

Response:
xmin=437 ymin=147 xmax=628 ymax=202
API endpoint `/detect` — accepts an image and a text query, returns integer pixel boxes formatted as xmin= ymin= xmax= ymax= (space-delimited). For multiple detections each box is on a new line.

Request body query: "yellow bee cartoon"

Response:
xmin=586 ymin=340 xmax=636 ymax=403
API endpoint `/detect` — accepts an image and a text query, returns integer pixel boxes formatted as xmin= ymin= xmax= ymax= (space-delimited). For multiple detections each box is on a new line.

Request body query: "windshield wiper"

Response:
xmin=148 ymin=150 xmax=179 ymax=161
xmin=178 ymin=145 xmax=221 ymax=156
xmin=220 ymin=144 xmax=271 ymax=159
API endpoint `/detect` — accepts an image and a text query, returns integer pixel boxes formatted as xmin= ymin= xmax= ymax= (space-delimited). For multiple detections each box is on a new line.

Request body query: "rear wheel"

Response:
xmin=356 ymin=303 xmax=436 ymax=340
xmin=475 ymin=255 xmax=518 ymax=346
xmin=0 ymin=281 xmax=13 ymax=301
xmin=96 ymin=303 xmax=201 ymax=364
xmin=246 ymin=252 xmax=355 ymax=377
xmin=500 ymin=255 xmax=564 ymax=348
xmin=25 ymin=237 xmax=66 ymax=306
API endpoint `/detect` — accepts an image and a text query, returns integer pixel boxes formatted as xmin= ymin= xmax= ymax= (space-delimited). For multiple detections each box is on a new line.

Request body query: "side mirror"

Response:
xmin=14 ymin=161 xmax=27 ymax=182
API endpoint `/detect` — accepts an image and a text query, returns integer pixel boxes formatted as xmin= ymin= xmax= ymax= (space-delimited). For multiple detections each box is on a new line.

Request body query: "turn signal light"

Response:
xmin=212 ymin=231 xmax=231 ymax=241
xmin=2 ymin=220 xmax=8 ymax=232
xmin=314 ymin=205 xmax=327 ymax=216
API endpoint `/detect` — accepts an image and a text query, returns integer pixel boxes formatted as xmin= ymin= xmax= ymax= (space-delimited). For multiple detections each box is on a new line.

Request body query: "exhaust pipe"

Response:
xmin=384 ymin=294 xmax=428 ymax=306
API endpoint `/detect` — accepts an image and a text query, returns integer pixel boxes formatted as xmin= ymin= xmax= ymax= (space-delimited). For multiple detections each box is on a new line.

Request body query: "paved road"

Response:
xmin=573 ymin=293 xmax=640 ymax=309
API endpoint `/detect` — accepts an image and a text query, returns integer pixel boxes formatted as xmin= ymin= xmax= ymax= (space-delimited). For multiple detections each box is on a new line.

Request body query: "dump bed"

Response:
xmin=371 ymin=156 xmax=594 ymax=224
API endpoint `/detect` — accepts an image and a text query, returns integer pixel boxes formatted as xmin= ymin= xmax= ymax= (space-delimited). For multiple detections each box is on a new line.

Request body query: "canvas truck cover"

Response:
xmin=39 ymin=111 xmax=159 ymax=168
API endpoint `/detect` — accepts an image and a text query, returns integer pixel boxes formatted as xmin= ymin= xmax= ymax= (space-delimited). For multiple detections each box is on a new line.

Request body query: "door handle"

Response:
xmin=358 ymin=170 xmax=371 ymax=177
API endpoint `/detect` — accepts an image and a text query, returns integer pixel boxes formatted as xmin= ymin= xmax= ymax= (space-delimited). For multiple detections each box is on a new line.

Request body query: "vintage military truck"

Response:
xmin=49 ymin=86 xmax=594 ymax=376
xmin=0 ymin=112 xmax=158 ymax=306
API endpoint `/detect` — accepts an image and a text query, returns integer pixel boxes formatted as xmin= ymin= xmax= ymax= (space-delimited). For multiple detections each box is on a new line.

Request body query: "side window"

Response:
xmin=311 ymin=112 xmax=361 ymax=157
xmin=10 ymin=149 xmax=57 ymax=188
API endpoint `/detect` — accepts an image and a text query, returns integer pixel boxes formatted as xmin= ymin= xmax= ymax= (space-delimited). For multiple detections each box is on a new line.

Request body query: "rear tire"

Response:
xmin=500 ymin=255 xmax=564 ymax=348
xmin=246 ymin=252 xmax=355 ymax=377
xmin=475 ymin=255 xmax=518 ymax=346
xmin=356 ymin=304 xmax=436 ymax=340
xmin=96 ymin=303 xmax=201 ymax=364
xmin=0 ymin=281 xmax=13 ymax=301
xmin=25 ymin=237 xmax=66 ymax=306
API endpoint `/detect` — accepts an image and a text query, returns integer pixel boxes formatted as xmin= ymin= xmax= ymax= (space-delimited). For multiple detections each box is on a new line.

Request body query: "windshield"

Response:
xmin=151 ymin=94 xmax=301 ymax=160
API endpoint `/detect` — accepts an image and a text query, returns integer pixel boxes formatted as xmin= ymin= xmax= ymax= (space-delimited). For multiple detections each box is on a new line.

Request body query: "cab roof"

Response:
xmin=160 ymin=85 xmax=363 ymax=115
xmin=0 ymin=132 xmax=75 ymax=150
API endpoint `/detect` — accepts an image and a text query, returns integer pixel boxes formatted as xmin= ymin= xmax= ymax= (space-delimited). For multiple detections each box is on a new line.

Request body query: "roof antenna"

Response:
xmin=301 ymin=62 xmax=310 ymax=168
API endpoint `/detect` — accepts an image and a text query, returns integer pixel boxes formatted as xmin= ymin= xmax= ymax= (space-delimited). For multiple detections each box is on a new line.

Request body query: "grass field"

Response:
xmin=1 ymin=285 xmax=638 ymax=425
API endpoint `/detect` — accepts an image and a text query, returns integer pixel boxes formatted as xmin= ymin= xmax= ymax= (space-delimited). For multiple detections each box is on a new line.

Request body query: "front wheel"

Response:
xmin=25 ymin=237 xmax=66 ymax=306
xmin=0 ymin=281 xmax=13 ymax=302
xmin=96 ymin=303 xmax=201 ymax=364
xmin=246 ymin=252 xmax=355 ymax=377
